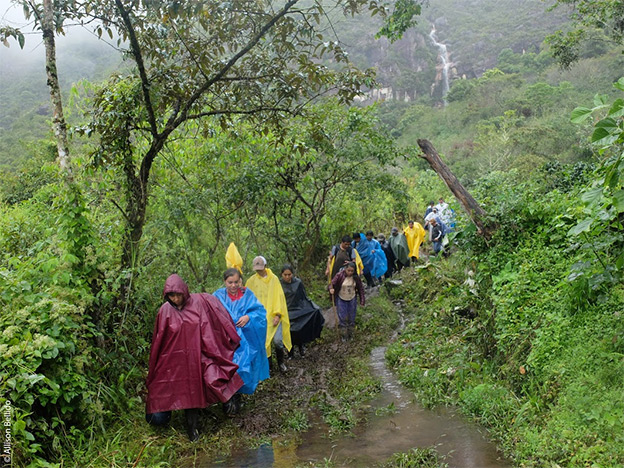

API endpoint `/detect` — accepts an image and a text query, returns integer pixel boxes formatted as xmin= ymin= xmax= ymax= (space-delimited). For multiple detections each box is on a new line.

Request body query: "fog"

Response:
xmin=0 ymin=0 xmax=122 ymax=81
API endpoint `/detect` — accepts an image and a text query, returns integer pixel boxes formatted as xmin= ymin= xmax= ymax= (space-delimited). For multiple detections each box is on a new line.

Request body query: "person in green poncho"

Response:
xmin=388 ymin=226 xmax=410 ymax=271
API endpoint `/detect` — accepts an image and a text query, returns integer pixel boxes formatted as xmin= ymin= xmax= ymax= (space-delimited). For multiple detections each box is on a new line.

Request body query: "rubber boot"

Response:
xmin=185 ymin=408 xmax=200 ymax=442
xmin=223 ymin=394 xmax=241 ymax=416
xmin=298 ymin=343 xmax=306 ymax=357
xmin=347 ymin=326 xmax=354 ymax=341
xmin=275 ymin=346 xmax=288 ymax=372
xmin=339 ymin=327 xmax=348 ymax=342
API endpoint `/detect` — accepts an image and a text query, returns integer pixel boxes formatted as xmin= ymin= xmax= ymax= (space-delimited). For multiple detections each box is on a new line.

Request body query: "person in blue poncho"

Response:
xmin=354 ymin=231 xmax=387 ymax=287
xmin=214 ymin=268 xmax=270 ymax=413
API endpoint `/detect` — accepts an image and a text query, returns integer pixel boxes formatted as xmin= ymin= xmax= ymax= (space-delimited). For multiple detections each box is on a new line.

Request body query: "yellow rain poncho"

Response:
xmin=245 ymin=268 xmax=292 ymax=356
xmin=328 ymin=248 xmax=364 ymax=280
xmin=404 ymin=223 xmax=426 ymax=259
xmin=225 ymin=242 xmax=244 ymax=273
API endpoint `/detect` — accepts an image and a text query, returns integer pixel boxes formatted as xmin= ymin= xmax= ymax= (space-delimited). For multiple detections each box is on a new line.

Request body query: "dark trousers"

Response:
xmin=336 ymin=296 xmax=357 ymax=328
xmin=146 ymin=408 xmax=199 ymax=426
xmin=362 ymin=270 xmax=375 ymax=286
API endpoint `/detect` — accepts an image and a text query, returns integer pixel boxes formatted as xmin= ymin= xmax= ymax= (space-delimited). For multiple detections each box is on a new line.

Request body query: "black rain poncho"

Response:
xmin=280 ymin=277 xmax=325 ymax=345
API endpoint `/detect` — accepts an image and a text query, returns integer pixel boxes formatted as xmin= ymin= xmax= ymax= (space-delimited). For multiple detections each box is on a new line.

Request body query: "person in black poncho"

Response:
xmin=279 ymin=264 xmax=325 ymax=358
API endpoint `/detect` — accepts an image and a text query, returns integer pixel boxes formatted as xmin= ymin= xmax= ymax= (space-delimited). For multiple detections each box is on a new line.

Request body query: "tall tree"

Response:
xmin=67 ymin=0 xmax=418 ymax=275
xmin=8 ymin=0 xmax=421 ymax=300
xmin=39 ymin=0 xmax=71 ymax=174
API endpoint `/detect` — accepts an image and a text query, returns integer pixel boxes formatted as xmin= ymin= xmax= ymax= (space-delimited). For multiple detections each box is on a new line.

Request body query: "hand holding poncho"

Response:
xmin=246 ymin=269 xmax=292 ymax=356
xmin=214 ymin=287 xmax=270 ymax=394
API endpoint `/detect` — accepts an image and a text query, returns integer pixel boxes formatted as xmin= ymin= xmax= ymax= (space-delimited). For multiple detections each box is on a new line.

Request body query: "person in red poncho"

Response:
xmin=145 ymin=274 xmax=244 ymax=441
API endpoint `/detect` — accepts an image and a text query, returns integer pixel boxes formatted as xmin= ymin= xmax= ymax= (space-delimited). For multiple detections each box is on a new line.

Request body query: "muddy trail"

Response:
xmin=174 ymin=284 xmax=509 ymax=467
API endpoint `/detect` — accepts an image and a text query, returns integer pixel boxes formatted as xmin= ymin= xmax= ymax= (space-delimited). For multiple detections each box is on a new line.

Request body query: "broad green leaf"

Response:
xmin=594 ymin=94 xmax=609 ymax=107
xmin=591 ymin=126 xmax=620 ymax=147
xmin=594 ymin=117 xmax=619 ymax=132
xmin=568 ymin=218 xmax=593 ymax=236
xmin=570 ymin=106 xmax=593 ymax=123
xmin=614 ymin=77 xmax=624 ymax=92
xmin=609 ymin=98 xmax=624 ymax=118
xmin=580 ymin=186 xmax=604 ymax=206
xmin=612 ymin=189 xmax=624 ymax=212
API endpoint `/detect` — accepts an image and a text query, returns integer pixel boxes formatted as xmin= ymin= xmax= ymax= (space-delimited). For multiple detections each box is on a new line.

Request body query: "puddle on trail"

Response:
xmin=208 ymin=346 xmax=510 ymax=468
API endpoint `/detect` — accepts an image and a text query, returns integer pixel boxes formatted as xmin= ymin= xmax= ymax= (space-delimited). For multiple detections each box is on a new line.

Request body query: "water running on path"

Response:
xmin=213 ymin=298 xmax=510 ymax=467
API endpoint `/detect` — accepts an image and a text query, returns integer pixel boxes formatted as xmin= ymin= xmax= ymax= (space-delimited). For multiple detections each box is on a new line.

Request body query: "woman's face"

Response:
xmin=281 ymin=269 xmax=293 ymax=283
xmin=168 ymin=292 xmax=185 ymax=307
xmin=345 ymin=266 xmax=355 ymax=277
xmin=225 ymin=274 xmax=241 ymax=295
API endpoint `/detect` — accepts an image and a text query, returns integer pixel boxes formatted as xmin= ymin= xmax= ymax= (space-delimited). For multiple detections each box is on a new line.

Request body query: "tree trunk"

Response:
xmin=417 ymin=139 xmax=495 ymax=239
xmin=41 ymin=0 xmax=71 ymax=175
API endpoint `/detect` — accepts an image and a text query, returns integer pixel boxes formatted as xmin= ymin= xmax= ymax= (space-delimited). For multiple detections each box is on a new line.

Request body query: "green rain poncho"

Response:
xmin=388 ymin=232 xmax=410 ymax=265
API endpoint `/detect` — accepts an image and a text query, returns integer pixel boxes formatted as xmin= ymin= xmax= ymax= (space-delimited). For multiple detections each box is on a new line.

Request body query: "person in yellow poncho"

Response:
xmin=404 ymin=220 xmax=426 ymax=262
xmin=245 ymin=256 xmax=292 ymax=373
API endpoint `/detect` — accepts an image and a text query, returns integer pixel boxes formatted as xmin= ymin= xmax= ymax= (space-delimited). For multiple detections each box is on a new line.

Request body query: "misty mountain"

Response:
xmin=0 ymin=0 xmax=570 ymax=168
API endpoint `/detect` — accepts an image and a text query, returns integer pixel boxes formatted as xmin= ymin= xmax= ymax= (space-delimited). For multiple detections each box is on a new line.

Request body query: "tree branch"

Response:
xmin=185 ymin=106 xmax=293 ymax=120
xmin=170 ymin=0 xmax=301 ymax=129
xmin=114 ymin=0 xmax=158 ymax=137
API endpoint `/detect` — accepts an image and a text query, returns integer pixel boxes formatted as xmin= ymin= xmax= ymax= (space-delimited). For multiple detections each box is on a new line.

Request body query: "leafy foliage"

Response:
xmin=387 ymin=160 xmax=624 ymax=467
xmin=547 ymin=0 xmax=624 ymax=68
xmin=565 ymin=78 xmax=624 ymax=303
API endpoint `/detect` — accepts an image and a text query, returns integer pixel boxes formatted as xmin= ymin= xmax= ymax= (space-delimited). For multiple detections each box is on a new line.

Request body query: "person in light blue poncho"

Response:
xmin=354 ymin=231 xmax=387 ymax=286
xmin=214 ymin=268 xmax=270 ymax=401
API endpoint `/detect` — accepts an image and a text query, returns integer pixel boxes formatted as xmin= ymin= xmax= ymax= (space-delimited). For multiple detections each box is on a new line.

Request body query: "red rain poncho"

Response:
xmin=146 ymin=274 xmax=243 ymax=413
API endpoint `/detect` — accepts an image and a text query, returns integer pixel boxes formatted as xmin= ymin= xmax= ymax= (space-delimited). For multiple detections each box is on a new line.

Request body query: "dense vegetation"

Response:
xmin=387 ymin=157 xmax=624 ymax=466
xmin=1 ymin=0 xmax=624 ymax=466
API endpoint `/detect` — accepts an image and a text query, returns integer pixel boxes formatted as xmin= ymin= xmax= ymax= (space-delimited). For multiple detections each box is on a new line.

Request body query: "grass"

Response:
xmin=379 ymin=447 xmax=449 ymax=468
xmin=386 ymin=250 xmax=624 ymax=468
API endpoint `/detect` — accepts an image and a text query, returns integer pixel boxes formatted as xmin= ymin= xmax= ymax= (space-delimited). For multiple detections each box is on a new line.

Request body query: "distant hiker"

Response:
xmin=329 ymin=262 xmax=365 ymax=341
xmin=430 ymin=218 xmax=444 ymax=256
xmin=246 ymin=256 xmax=292 ymax=373
xmin=404 ymin=220 xmax=426 ymax=263
xmin=388 ymin=227 xmax=410 ymax=271
xmin=326 ymin=235 xmax=363 ymax=280
xmin=377 ymin=234 xmax=396 ymax=279
xmin=280 ymin=264 xmax=325 ymax=358
xmin=424 ymin=207 xmax=438 ymax=241
xmin=146 ymin=274 xmax=243 ymax=441
xmin=355 ymin=230 xmax=386 ymax=287
xmin=214 ymin=268 xmax=270 ymax=405
xmin=436 ymin=197 xmax=452 ymax=226
xmin=425 ymin=201 xmax=435 ymax=218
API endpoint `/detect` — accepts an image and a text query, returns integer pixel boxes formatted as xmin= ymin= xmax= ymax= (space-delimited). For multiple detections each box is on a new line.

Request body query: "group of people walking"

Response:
xmin=145 ymin=253 xmax=324 ymax=440
xmin=144 ymin=199 xmax=454 ymax=440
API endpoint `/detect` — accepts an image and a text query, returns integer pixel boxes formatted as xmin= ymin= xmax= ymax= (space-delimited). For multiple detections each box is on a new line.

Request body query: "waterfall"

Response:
xmin=429 ymin=25 xmax=451 ymax=103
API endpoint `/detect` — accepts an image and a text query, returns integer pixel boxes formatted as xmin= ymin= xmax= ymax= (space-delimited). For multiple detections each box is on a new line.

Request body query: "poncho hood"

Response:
xmin=163 ymin=274 xmax=191 ymax=303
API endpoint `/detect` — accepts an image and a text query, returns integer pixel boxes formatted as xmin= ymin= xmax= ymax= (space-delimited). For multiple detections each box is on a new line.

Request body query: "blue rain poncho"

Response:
xmin=355 ymin=234 xmax=388 ymax=279
xmin=213 ymin=287 xmax=270 ymax=394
